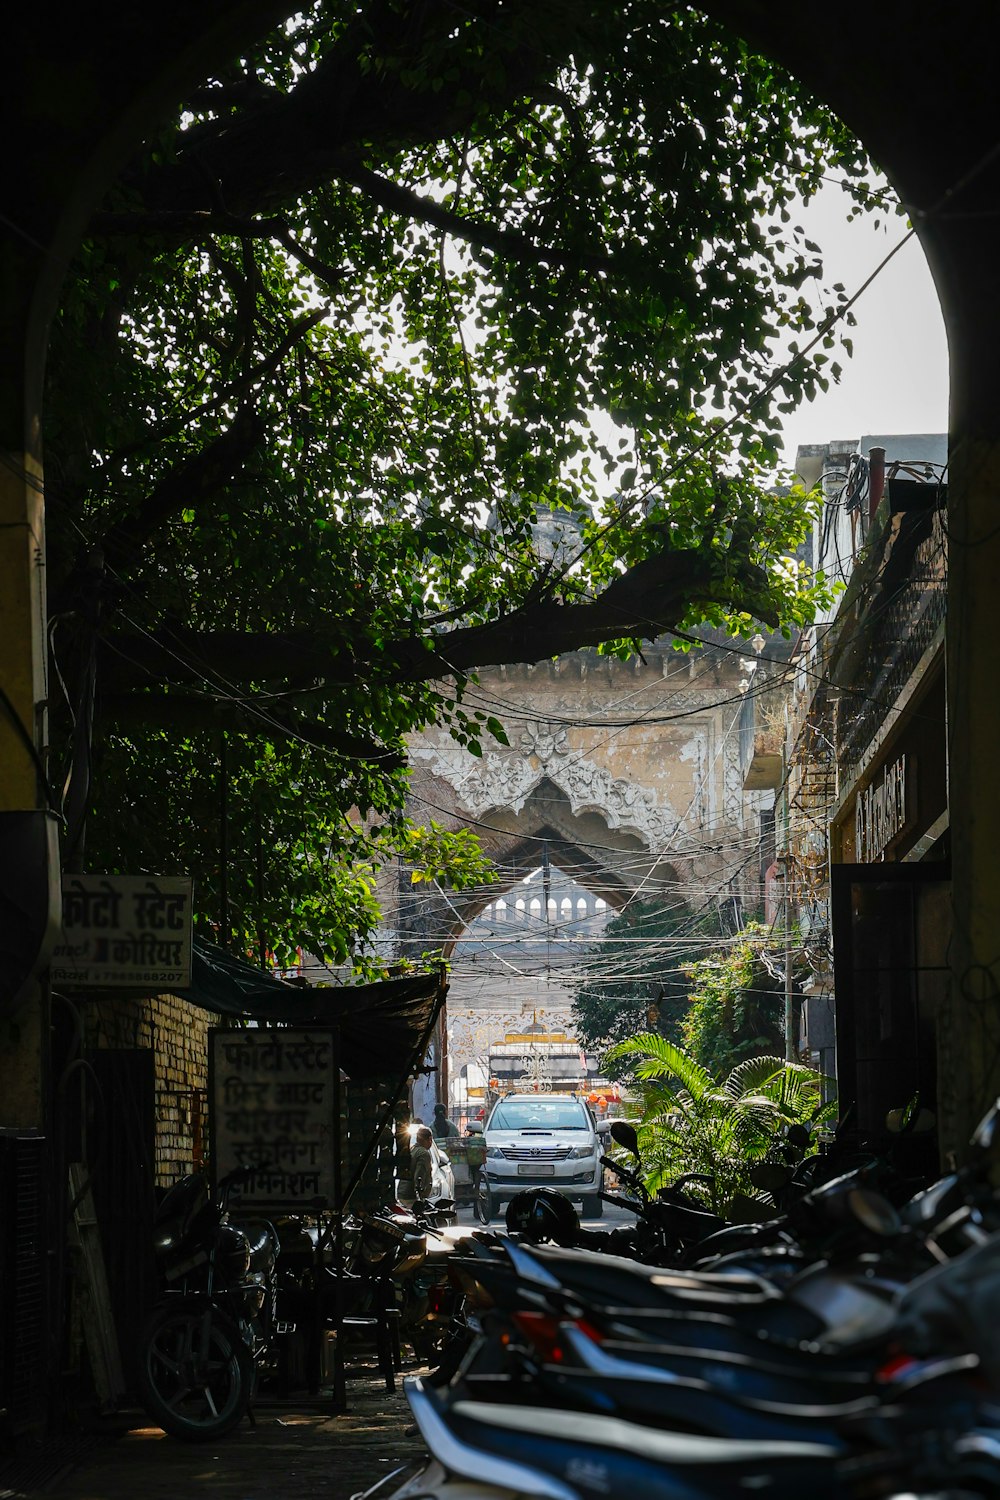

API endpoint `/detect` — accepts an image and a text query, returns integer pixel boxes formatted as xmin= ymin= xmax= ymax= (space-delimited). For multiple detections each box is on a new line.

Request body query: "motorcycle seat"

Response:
xmin=529 ymin=1245 xmax=780 ymax=1307
xmin=598 ymin=1337 xmax=874 ymax=1387
xmin=452 ymin=1397 xmax=839 ymax=1459
xmin=553 ymin=1332 xmax=880 ymax=1416
xmin=407 ymin=1378 xmax=844 ymax=1500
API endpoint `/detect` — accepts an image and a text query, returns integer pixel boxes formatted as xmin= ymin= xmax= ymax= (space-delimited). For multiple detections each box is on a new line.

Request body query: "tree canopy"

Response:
xmin=45 ymin=0 xmax=872 ymax=965
xmin=571 ymin=897 xmax=716 ymax=1064
xmin=681 ymin=923 xmax=789 ymax=1076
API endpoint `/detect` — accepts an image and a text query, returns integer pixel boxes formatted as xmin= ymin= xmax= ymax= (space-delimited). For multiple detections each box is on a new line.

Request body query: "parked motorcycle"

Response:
xmin=138 ymin=1165 xmax=279 ymax=1440
xmin=383 ymin=1198 xmax=473 ymax=1361
xmin=368 ymin=1230 xmax=1000 ymax=1499
xmin=361 ymin=1104 xmax=1000 ymax=1499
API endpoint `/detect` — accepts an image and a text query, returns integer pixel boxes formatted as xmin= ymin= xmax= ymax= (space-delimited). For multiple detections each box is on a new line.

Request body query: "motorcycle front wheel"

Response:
xmin=138 ymin=1303 xmax=253 ymax=1441
xmin=473 ymin=1176 xmax=495 ymax=1225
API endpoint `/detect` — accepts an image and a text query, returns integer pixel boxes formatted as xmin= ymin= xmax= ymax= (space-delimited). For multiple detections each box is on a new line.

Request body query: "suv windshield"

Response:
xmin=489 ymin=1099 xmax=590 ymax=1131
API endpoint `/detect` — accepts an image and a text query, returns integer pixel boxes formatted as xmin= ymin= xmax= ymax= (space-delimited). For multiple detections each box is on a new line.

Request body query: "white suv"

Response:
xmin=481 ymin=1093 xmax=602 ymax=1218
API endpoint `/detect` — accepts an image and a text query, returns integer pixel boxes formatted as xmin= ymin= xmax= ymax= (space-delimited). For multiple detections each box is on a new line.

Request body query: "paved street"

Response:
xmin=26 ymin=1206 xmax=636 ymax=1500
xmin=52 ymin=1374 xmax=424 ymax=1500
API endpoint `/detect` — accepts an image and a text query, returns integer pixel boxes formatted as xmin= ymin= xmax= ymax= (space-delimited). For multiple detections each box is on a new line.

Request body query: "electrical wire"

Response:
xmin=4 ymin=124 xmax=976 ymax=974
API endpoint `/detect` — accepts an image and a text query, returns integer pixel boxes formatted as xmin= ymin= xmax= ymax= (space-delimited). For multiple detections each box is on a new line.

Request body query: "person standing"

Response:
xmin=432 ymin=1103 xmax=459 ymax=1139
xmin=410 ymin=1126 xmax=435 ymax=1201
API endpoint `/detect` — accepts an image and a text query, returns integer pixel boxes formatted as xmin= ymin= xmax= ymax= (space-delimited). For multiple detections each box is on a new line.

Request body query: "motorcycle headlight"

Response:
xmin=570 ymin=1145 xmax=595 ymax=1160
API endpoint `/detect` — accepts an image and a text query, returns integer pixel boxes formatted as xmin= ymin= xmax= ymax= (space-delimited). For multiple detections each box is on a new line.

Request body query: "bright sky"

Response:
xmin=777 ymin=183 xmax=949 ymax=468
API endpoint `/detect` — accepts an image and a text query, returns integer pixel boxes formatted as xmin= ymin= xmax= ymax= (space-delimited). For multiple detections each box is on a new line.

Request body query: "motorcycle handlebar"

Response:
xmin=600 ymin=1190 xmax=642 ymax=1213
xmin=217 ymin=1163 xmax=269 ymax=1202
xmin=601 ymin=1153 xmax=638 ymax=1181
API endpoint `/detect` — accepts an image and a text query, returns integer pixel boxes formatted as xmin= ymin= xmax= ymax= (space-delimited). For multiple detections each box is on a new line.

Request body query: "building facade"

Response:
xmin=742 ymin=435 xmax=948 ymax=1157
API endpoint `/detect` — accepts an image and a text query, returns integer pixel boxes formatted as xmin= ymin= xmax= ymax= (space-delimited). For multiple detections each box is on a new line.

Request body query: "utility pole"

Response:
xmin=782 ymin=856 xmax=794 ymax=1063
xmin=780 ymin=700 xmax=795 ymax=1064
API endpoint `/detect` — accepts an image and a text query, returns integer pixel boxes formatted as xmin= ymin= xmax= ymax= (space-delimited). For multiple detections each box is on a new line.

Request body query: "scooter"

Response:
xmin=357 ymin=1371 xmax=1000 ymax=1500
xmin=385 ymin=1130 xmax=1000 ymax=1495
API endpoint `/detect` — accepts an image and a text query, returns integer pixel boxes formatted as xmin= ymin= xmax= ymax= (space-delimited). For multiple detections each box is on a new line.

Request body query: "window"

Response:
xmin=488 ymin=1098 xmax=590 ymax=1131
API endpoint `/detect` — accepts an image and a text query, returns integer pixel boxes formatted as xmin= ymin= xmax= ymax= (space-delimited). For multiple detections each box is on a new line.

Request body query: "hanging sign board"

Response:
xmin=50 ymin=874 xmax=193 ymax=988
xmin=855 ymin=754 xmax=908 ymax=863
xmin=209 ymin=1028 xmax=341 ymax=1205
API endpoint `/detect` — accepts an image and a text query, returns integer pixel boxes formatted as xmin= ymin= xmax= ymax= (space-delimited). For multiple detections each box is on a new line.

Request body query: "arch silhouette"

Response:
xmin=396 ymin=790 xmax=681 ymax=964
xmin=5 ymin=3 xmax=997 ymax=1159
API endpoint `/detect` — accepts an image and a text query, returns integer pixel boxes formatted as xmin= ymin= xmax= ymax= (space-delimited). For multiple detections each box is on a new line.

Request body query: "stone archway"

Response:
xmin=394 ymin=639 xmax=770 ymax=1105
xmin=396 ymin=639 xmax=764 ymax=954
xmin=8 ymin=2 xmax=998 ymax=1155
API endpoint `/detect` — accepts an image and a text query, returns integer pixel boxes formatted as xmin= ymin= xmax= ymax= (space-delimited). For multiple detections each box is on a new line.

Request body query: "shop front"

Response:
xmin=830 ymin=656 xmax=949 ymax=1171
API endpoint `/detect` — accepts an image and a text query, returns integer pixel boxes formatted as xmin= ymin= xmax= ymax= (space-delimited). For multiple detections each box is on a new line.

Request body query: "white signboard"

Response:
xmin=51 ymin=875 xmax=194 ymax=987
xmin=210 ymin=1029 xmax=339 ymax=1205
xmin=855 ymin=755 xmax=908 ymax=863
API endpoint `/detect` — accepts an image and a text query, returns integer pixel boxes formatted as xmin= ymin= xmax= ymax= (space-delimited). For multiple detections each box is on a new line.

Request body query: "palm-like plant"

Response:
xmin=604 ymin=1034 xmax=835 ymax=1216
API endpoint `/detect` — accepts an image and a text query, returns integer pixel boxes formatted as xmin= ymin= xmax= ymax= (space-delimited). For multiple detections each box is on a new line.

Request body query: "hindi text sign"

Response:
xmin=210 ymin=1029 xmax=339 ymax=1205
xmin=51 ymin=875 xmax=193 ymax=987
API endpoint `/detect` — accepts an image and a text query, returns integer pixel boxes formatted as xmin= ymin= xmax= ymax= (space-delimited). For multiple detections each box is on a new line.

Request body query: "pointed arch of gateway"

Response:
xmin=398 ymin=645 xmax=760 ymax=969
xmin=394 ymin=777 xmax=683 ymax=960
xmin=400 ymin=645 xmax=763 ymax=1115
xmin=397 ymin=776 xmax=687 ymax=1116
xmin=437 ymin=779 xmax=681 ymax=951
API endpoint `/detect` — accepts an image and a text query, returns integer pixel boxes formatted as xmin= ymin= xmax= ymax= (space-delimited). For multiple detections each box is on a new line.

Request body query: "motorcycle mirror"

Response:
xmin=886 ymin=1092 xmax=921 ymax=1134
xmin=610 ymin=1120 xmax=640 ymax=1159
xmin=784 ymin=1123 xmax=811 ymax=1151
xmin=887 ymin=1103 xmax=937 ymax=1136
xmin=749 ymin=1163 xmax=793 ymax=1192
xmin=848 ymin=1187 xmax=901 ymax=1237
xmin=970 ymin=1099 xmax=1000 ymax=1152
xmin=725 ymin=1193 xmax=773 ymax=1224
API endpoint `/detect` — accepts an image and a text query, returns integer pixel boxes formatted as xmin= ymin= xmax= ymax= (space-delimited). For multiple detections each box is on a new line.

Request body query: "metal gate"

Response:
xmin=831 ymin=860 xmax=949 ymax=1173
xmin=84 ymin=1049 xmax=157 ymax=1390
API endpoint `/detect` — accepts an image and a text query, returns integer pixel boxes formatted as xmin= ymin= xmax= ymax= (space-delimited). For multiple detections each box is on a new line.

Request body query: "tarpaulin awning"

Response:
xmin=184 ymin=938 xmax=446 ymax=1079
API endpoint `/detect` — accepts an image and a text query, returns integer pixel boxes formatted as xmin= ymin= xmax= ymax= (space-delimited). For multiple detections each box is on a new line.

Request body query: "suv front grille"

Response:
xmin=500 ymin=1146 xmax=573 ymax=1161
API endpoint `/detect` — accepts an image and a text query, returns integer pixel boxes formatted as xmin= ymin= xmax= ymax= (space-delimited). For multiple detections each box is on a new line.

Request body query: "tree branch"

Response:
xmin=95 ymin=304 xmax=328 ymax=475
xmin=95 ymin=166 xmax=615 ymax=277
xmin=110 ymin=2 xmax=564 ymax=221
xmin=339 ymin=162 xmax=614 ymax=273
xmin=91 ymin=209 xmax=290 ymax=238
xmin=93 ymin=409 xmax=262 ymax=580
xmin=97 ymin=541 xmax=777 ymax=696
xmin=98 ymin=690 xmax=406 ymax=767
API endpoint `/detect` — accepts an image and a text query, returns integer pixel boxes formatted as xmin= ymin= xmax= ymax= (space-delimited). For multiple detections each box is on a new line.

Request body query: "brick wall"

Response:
xmin=83 ymin=1001 xmax=404 ymax=1201
xmin=85 ymin=994 xmax=210 ymax=1186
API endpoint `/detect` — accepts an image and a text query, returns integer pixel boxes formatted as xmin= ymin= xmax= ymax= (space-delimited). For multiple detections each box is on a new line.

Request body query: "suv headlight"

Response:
xmin=486 ymin=1146 xmax=505 ymax=1159
xmin=569 ymin=1145 xmax=596 ymax=1159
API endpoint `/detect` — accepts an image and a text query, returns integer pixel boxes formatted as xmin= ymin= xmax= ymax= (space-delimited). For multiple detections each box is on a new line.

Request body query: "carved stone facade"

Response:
xmin=387 ymin=639 xmax=773 ymax=1104
xmin=405 ymin=639 xmax=762 ymax=894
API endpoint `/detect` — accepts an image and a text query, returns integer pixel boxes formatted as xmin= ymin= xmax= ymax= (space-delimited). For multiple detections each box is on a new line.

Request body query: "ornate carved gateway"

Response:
xmin=394 ymin=638 xmax=767 ymax=931
xmin=381 ymin=638 xmax=773 ymax=1111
